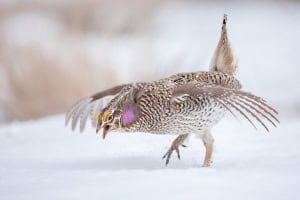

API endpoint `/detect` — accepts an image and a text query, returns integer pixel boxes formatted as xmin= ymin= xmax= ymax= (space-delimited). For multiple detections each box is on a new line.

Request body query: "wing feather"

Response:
xmin=234 ymin=97 xmax=277 ymax=127
xmin=65 ymin=84 xmax=129 ymax=132
xmin=71 ymin=98 xmax=91 ymax=131
xmin=230 ymin=98 xmax=270 ymax=132
xmin=172 ymin=83 xmax=279 ymax=131
xmin=221 ymin=98 xmax=258 ymax=130
xmin=236 ymin=94 xmax=279 ymax=123
xmin=79 ymin=103 xmax=93 ymax=133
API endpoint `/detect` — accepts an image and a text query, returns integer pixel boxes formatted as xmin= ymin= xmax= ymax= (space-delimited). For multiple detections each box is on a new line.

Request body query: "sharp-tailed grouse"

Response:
xmin=65 ymin=15 xmax=279 ymax=167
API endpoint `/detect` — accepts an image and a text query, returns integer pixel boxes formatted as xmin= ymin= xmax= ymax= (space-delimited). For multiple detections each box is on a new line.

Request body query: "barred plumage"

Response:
xmin=65 ymin=14 xmax=279 ymax=167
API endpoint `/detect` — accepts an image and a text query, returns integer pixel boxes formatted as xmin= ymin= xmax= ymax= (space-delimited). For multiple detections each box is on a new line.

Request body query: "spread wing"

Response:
xmin=172 ymin=83 xmax=279 ymax=131
xmin=65 ymin=84 xmax=130 ymax=132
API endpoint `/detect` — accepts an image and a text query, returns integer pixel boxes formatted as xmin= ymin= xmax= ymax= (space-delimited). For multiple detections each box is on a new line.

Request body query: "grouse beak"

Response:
xmin=102 ymin=124 xmax=110 ymax=140
xmin=95 ymin=115 xmax=111 ymax=139
xmin=96 ymin=121 xmax=110 ymax=140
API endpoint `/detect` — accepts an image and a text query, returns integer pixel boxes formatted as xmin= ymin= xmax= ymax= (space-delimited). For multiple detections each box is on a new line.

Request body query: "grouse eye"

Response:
xmin=108 ymin=115 xmax=113 ymax=121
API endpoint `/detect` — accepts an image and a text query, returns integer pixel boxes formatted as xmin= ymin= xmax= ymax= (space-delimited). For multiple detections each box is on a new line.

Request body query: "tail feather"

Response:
xmin=209 ymin=14 xmax=237 ymax=75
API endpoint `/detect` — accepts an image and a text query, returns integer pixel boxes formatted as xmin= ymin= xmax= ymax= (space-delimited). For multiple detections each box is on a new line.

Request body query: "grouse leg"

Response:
xmin=201 ymin=130 xmax=215 ymax=167
xmin=162 ymin=133 xmax=189 ymax=166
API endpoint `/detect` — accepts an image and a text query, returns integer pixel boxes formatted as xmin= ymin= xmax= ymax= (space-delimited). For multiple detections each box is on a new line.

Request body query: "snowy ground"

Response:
xmin=0 ymin=115 xmax=299 ymax=200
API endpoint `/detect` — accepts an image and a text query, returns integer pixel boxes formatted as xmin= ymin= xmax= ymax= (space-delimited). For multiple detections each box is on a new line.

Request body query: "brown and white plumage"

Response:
xmin=65 ymin=84 xmax=130 ymax=132
xmin=65 ymin=15 xmax=279 ymax=167
xmin=210 ymin=14 xmax=237 ymax=75
xmin=172 ymin=83 xmax=279 ymax=132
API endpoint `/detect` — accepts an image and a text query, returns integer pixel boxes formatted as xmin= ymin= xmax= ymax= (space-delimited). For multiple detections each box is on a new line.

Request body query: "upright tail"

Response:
xmin=209 ymin=14 xmax=237 ymax=75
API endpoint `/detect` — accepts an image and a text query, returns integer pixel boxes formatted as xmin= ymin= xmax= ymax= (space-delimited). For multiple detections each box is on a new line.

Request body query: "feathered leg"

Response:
xmin=162 ymin=134 xmax=189 ymax=166
xmin=200 ymin=130 xmax=215 ymax=167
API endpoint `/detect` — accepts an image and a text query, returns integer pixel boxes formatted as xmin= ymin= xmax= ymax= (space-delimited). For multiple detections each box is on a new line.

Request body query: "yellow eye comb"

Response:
xmin=102 ymin=112 xmax=111 ymax=122
xmin=95 ymin=113 xmax=101 ymax=121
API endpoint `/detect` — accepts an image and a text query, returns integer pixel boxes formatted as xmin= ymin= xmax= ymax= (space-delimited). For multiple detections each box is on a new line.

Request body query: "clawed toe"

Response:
xmin=202 ymin=163 xmax=210 ymax=167
xmin=162 ymin=146 xmax=181 ymax=166
xmin=162 ymin=143 xmax=188 ymax=166
xmin=202 ymin=160 xmax=213 ymax=167
xmin=162 ymin=134 xmax=189 ymax=166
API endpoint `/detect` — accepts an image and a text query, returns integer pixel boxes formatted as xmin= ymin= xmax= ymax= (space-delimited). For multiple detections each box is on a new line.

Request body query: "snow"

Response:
xmin=0 ymin=115 xmax=299 ymax=200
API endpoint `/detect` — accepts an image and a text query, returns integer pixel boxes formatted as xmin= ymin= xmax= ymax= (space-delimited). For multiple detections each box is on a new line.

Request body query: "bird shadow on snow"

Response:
xmin=48 ymin=155 xmax=199 ymax=171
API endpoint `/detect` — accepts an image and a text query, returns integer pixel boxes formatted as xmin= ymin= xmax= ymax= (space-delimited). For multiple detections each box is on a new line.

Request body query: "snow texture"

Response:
xmin=0 ymin=115 xmax=299 ymax=200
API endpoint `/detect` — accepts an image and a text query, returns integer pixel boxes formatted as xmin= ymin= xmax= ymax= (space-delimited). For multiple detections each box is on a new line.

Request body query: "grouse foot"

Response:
xmin=162 ymin=134 xmax=189 ymax=166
